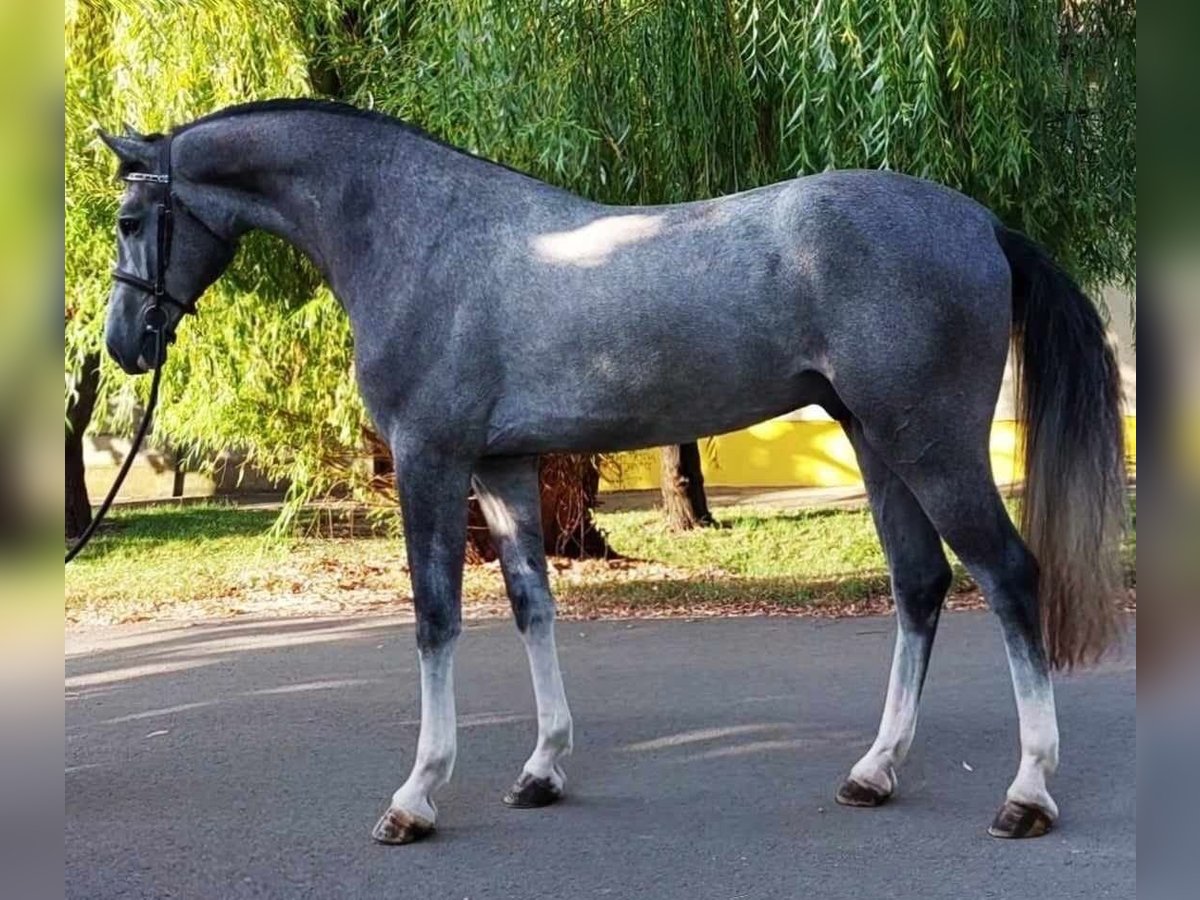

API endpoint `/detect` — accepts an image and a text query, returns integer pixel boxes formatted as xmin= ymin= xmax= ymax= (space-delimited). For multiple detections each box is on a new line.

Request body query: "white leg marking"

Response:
xmin=520 ymin=620 xmax=573 ymax=789
xmin=391 ymin=640 xmax=457 ymax=824
xmin=1004 ymin=647 xmax=1059 ymax=818
xmin=850 ymin=629 xmax=925 ymax=794
xmin=472 ymin=463 xmax=573 ymax=789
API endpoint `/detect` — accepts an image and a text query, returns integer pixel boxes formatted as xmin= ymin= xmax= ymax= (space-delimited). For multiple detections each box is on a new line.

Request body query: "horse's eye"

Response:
xmin=118 ymin=216 xmax=141 ymax=237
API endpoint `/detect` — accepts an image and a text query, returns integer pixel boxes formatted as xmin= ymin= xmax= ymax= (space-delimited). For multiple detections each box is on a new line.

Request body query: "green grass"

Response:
xmin=66 ymin=504 xmax=288 ymax=601
xmin=601 ymin=506 xmax=887 ymax=579
xmin=65 ymin=498 xmax=1136 ymax=625
xmin=65 ymin=503 xmax=400 ymax=623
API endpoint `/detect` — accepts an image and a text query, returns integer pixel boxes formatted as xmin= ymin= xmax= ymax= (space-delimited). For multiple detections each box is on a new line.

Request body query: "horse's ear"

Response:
xmin=97 ymin=128 xmax=155 ymax=168
xmin=122 ymin=121 xmax=145 ymax=139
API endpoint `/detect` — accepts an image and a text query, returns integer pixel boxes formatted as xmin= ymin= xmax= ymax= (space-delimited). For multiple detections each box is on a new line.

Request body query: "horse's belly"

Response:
xmin=486 ymin=367 xmax=833 ymax=455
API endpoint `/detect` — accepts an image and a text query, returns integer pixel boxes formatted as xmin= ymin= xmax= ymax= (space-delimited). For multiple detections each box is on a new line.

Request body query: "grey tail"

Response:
xmin=996 ymin=225 xmax=1127 ymax=669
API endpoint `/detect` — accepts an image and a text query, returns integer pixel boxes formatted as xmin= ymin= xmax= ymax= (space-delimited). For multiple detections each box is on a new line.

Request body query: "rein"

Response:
xmin=64 ymin=330 xmax=164 ymax=563
xmin=66 ymin=136 xmax=214 ymax=563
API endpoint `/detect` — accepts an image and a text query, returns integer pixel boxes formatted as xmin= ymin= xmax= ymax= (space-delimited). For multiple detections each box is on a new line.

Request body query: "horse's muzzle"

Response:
xmin=105 ymin=333 xmax=147 ymax=376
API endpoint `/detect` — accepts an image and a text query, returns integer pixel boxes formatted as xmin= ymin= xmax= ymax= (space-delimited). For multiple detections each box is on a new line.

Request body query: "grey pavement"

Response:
xmin=66 ymin=613 xmax=1135 ymax=899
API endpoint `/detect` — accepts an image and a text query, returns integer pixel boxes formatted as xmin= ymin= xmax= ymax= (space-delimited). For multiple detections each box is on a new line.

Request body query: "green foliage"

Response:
xmin=65 ymin=0 xmax=368 ymax=526
xmin=66 ymin=0 xmax=1136 ymax=525
xmin=66 ymin=0 xmax=318 ymax=404
xmin=300 ymin=1 xmax=1133 ymax=276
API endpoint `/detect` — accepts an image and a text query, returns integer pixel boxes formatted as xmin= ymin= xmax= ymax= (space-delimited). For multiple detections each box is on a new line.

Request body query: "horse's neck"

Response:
xmin=174 ymin=112 xmax=449 ymax=292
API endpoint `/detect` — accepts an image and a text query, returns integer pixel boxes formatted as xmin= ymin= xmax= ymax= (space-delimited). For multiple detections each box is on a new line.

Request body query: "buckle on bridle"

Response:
xmin=124 ymin=172 xmax=170 ymax=184
xmin=143 ymin=304 xmax=168 ymax=331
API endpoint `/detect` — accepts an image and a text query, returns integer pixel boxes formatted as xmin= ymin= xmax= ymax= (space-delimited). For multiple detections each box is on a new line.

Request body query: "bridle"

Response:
xmin=66 ymin=136 xmax=229 ymax=564
xmin=110 ymin=135 xmax=230 ymax=327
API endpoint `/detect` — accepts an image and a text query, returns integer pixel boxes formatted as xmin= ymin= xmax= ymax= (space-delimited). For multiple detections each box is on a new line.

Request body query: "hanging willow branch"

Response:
xmin=66 ymin=0 xmax=1136 ymax=535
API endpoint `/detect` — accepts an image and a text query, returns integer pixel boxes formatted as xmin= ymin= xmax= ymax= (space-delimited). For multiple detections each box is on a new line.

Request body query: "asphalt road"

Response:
xmin=66 ymin=613 xmax=1135 ymax=899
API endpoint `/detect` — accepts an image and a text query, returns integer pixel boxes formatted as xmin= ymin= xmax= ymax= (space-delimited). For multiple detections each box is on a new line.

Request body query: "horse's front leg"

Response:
xmin=372 ymin=452 xmax=472 ymax=845
xmin=472 ymin=456 xmax=573 ymax=808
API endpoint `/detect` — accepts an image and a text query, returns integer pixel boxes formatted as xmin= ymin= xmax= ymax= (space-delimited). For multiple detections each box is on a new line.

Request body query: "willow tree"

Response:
xmin=65 ymin=0 xmax=327 ymax=536
xmin=66 ymin=1 xmax=1135 ymax=543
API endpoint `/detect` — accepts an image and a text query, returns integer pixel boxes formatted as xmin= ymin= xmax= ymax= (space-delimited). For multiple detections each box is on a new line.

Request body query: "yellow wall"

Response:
xmin=600 ymin=417 xmax=1137 ymax=491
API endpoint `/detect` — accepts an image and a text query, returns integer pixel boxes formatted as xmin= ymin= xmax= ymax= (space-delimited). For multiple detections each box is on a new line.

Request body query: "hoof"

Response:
xmin=371 ymin=808 xmax=435 ymax=845
xmin=502 ymin=772 xmax=563 ymax=809
xmin=835 ymin=778 xmax=891 ymax=808
xmin=988 ymin=800 xmax=1054 ymax=839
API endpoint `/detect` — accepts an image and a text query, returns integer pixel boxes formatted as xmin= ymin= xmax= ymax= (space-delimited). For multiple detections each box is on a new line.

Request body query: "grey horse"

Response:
xmin=98 ymin=99 xmax=1125 ymax=845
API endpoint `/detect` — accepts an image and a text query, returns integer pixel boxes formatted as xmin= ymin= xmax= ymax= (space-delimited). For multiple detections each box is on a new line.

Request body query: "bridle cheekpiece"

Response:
xmin=110 ymin=136 xmax=230 ymax=325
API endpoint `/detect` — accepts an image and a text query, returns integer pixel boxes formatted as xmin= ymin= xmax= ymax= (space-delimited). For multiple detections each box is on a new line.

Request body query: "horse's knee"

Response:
xmin=892 ymin=555 xmax=952 ymax=629
xmin=518 ymin=605 xmax=555 ymax=635
xmin=896 ymin=557 xmax=952 ymax=603
xmin=414 ymin=601 xmax=462 ymax=653
xmin=510 ymin=580 xmax=556 ymax=634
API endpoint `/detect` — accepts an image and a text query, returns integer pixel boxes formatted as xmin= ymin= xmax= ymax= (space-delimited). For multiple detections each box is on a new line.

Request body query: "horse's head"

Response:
xmin=98 ymin=128 xmax=238 ymax=374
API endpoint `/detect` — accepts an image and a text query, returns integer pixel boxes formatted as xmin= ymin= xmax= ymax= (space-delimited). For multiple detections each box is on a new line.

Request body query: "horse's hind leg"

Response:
xmin=473 ymin=456 xmax=573 ymax=808
xmin=858 ymin=421 xmax=1059 ymax=838
xmin=836 ymin=417 xmax=952 ymax=807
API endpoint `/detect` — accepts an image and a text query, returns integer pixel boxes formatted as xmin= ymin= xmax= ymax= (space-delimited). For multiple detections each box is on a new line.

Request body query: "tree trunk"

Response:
xmin=66 ymin=353 xmax=100 ymax=539
xmin=660 ymin=441 xmax=715 ymax=531
xmin=536 ymin=453 xmax=613 ymax=558
xmin=363 ymin=426 xmax=612 ymax=562
xmin=466 ymin=453 xmax=613 ymax=562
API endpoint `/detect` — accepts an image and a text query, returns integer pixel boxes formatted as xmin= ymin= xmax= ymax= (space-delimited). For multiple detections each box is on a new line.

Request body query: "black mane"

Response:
xmin=173 ymin=98 xmax=534 ymax=179
xmin=175 ymin=98 xmax=406 ymax=135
